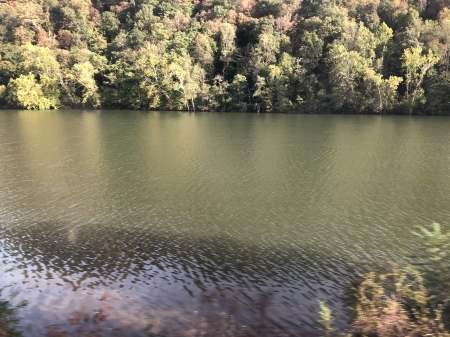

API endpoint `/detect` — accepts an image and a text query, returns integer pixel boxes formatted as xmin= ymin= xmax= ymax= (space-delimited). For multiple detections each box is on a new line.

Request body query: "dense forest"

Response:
xmin=0 ymin=0 xmax=449 ymax=113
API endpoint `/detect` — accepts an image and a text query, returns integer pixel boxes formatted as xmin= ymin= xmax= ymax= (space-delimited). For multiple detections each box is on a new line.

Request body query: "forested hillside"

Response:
xmin=0 ymin=0 xmax=449 ymax=113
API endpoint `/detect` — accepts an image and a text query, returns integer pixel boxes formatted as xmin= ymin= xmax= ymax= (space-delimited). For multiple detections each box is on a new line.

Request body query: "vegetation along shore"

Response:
xmin=0 ymin=0 xmax=449 ymax=113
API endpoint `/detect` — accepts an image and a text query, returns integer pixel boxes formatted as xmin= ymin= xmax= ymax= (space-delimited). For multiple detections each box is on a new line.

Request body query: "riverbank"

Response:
xmin=1 ymin=107 xmax=449 ymax=115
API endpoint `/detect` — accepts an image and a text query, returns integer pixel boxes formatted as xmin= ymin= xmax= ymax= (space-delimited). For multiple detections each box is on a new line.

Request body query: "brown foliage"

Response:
xmin=110 ymin=1 xmax=130 ymax=14
xmin=57 ymin=30 xmax=72 ymax=49
xmin=14 ymin=26 xmax=34 ymax=44
xmin=174 ymin=12 xmax=190 ymax=31
xmin=275 ymin=16 xmax=293 ymax=33
xmin=238 ymin=0 xmax=255 ymax=16
xmin=224 ymin=9 xmax=238 ymax=25
xmin=36 ymin=28 xmax=47 ymax=45
xmin=89 ymin=5 xmax=100 ymax=20
xmin=351 ymin=265 xmax=450 ymax=337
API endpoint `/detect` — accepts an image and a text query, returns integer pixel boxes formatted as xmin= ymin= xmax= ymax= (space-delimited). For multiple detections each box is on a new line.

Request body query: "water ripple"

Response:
xmin=0 ymin=112 xmax=450 ymax=335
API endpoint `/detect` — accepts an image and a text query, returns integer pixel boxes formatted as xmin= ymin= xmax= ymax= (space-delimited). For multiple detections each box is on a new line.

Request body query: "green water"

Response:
xmin=0 ymin=110 xmax=449 ymax=335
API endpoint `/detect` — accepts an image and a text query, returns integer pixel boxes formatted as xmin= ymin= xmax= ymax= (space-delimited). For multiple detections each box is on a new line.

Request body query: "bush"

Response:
xmin=349 ymin=223 xmax=450 ymax=337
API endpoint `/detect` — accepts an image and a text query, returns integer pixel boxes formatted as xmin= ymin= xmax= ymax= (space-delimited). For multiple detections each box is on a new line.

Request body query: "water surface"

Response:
xmin=1 ymin=111 xmax=449 ymax=335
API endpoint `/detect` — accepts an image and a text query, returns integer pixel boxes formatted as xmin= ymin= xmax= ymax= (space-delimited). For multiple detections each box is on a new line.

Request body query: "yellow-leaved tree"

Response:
xmin=402 ymin=47 xmax=439 ymax=113
xmin=364 ymin=68 xmax=403 ymax=113
xmin=6 ymin=44 xmax=61 ymax=109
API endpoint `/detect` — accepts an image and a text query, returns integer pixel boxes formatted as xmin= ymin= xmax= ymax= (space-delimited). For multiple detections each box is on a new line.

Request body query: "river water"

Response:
xmin=0 ymin=110 xmax=449 ymax=335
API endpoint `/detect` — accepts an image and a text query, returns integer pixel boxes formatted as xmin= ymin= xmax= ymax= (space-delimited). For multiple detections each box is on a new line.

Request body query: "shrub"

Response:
xmin=349 ymin=223 xmax=450 ymax=337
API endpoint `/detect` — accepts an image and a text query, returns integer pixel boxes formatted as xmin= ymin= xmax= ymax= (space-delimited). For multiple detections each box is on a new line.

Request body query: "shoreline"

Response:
xmin=1 ymin=108 xmax=450 ymax=116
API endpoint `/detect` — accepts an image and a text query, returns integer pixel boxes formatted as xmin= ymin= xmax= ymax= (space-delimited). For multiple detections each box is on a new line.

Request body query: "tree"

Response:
xmin=254 ymin=0 xmax=283 ymax=18
xmin=327 ymin=44 xmax=369 ymax=109
xmin=133 ymin=47 xmax=179 ymax=109
xmin=341 ymin=21 xmax=378 ymax=60
xmin=253 ymin=75 xmax=272 ymax=112
xmin=219 ymin=23 xmax=236 ymax=76
xmin=364 ymin=68 xmax=402 ymax=113
xmin=373 ymin=22 xmax=393 ymax=72
xmin=178 ymin=55 xmax=203 ymax=111
xmin=132 ymin=47 xmax=203 ymax=111
xmin=212 ymin=75 xmax=229 ymax=111
xmin=295 ymin=0 xmax=347 ymax=44
xmin=192 ymin=34 xmax=215 ymax=73
xmin=101 ymin=11 xmax=120 ymax=42
xmin=0 ymin=85 xmax=6 ymax=99
xmin=19 ymin=44 xmax=60 ymax=80
xmin=227 ymin=74 xmax=248 ymax=111
xmin=0 ymin=44 xmax=21 ymax=86
xmin=402 ymin=47 xmax=439 ymax=113
xmin=66 ymin=61 xmax=100 ymax=107
xmin=6 ymin=73 xmax=59 ymax=109
xmin=0 ymin=0 xmax=447 ymax=113
xmin=298 ymin=32 xmax=324 ymax=72
xmin=4 ymin=44 xmax=62 ymax=109
xmin=251 ymin=32 xmax=280 ymax=74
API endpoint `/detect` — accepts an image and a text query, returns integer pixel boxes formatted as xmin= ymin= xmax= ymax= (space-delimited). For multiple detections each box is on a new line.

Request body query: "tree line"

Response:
xmin=0 ymin=0 xmax=449 ymax=113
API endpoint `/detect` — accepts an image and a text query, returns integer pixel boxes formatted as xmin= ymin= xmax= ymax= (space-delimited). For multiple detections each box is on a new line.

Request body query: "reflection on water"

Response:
xmin=1 ymin=111 xmax=450 ymax=335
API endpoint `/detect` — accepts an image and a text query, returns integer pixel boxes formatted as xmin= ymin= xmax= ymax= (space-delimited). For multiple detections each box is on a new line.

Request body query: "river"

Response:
xmin=0 ymin=110 xmax=449 ymax=335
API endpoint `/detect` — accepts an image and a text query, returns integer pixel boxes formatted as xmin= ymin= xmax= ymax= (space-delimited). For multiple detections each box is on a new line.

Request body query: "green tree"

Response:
xmin=101 ymin=11 xmax=120 ymax=42
xmin=251 ymin=32 xmax=280 ymax=74
xmin=66 ymin=61 xmax=100 ymax=107
xmin=212 ymin=75 xmax=229 ymax=111
xmin=296 ymin=0 xmax=347 ymax=44
xmin=401 ymin=46 xmax=439 ymax=112
xmin=227 ymin=74 xmax=248 ymax=111
xmin=0 ymin=0 xmax=447 ymax=113
xmin=341 ymin=21 xmax=377 ymax=60
xmin=0 ymin=44 xmax=21 ymax=86
xmin=6 ymin=73 xmax=59 ymax=109
xmin=254 ymin=0 xmax=283 ymax=18
xmin=19 ymin=44 xmax=61 ymax=80
xmin=253 ymin=75 xmax=272 ymax=112
xmin=364 ymin=68 xmax=402 ymax=112
xmin=4 ymin=44 xmax=62 ymax=109
xmin=219 ymin=23 xmax=236 ymax=76
xmin=327 ymin=44 xmax=369 ymax=109
xmin=298 ymin=32 xmax=324 ymax=72
xmin=192 ymin=34 xmax=215 ymax=73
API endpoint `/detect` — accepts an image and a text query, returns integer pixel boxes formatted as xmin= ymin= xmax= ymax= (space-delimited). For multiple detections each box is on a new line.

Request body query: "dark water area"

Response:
xmin=1 ymin=110 xmax=450 ymax=335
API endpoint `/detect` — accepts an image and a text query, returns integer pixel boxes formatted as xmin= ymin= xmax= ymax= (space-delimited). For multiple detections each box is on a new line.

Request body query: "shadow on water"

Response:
xmin=0 ymin=220 xmax=367 ymax=335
